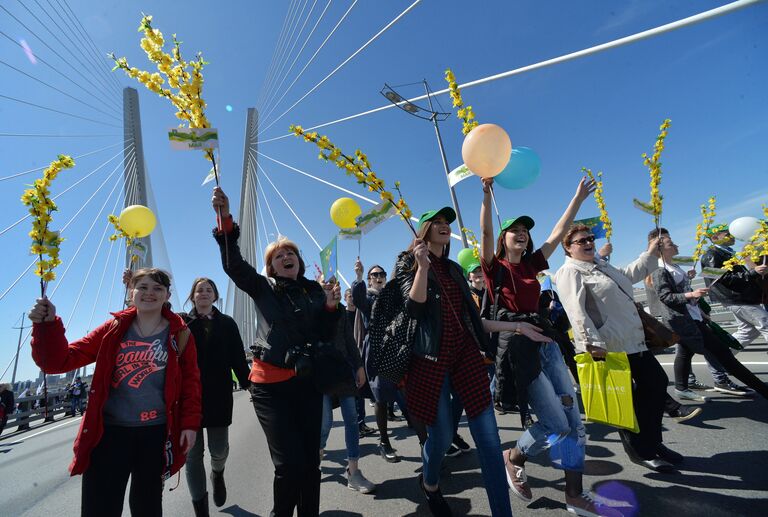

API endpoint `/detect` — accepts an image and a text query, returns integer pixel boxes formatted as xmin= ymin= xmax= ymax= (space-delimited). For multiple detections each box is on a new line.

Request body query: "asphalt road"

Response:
xmin=2 ymin=346 xmax=767 ymax=517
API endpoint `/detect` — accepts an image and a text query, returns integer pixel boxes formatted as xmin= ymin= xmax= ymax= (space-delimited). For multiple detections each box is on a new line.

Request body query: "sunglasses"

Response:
xmin=570 ymin=235 xmax=596 ymax=246
xmin=369 ymin=271 xmax=387 ymax=278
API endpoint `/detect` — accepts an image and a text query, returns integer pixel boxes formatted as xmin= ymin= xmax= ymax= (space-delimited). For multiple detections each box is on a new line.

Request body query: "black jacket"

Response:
xmin=701 ymin=246 xmax=762 ymax=305
xmin=214 ymin=224 xmax=339 ymax=368
xmin=1 ymin=389 xmax=14 ymax=415
xmin=647 ymin=268 xmax=707 ymax=352
xmin=393 ymin=251 xmax=488 ymax=359
xmin=179 ymin=306 xmax=251 ymax=428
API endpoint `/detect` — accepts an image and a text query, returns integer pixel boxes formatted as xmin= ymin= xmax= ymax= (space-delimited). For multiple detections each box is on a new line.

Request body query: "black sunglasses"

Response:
xmin=570 ymin=235 xmax=596 ymax=246
xmin=369 ymin=271 xmax=387 ymax=278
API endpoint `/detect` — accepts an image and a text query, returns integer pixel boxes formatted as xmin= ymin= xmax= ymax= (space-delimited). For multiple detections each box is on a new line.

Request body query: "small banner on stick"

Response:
xmin=448 ymin=164 xmax=473 ymax=187
xmin=168 ymin=128 xmax=219 ymax=150
xmin=355 ymin=201 xmax=396 ymax=235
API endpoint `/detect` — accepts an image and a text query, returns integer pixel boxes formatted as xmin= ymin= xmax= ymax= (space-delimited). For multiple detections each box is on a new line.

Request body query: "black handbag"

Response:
xmin=368 ymin=279 xmax=415 ymax=384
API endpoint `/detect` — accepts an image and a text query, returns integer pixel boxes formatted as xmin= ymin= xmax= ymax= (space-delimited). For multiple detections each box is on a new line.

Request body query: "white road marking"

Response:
xmin=17 ymin=416 xmax=83 ymax=441
xmin=658 ymin=361 xmax=768 ymax=366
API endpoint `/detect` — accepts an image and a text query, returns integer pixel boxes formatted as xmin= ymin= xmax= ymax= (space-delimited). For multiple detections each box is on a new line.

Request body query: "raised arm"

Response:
xmin=480 ymin=178 xmax=495 ymax=264
xmin=212 ymin=187 xmax=270 ymax=300
xmin=540 ymin=177 xmax=596 ymax=259
xmin=394 ymin=249 xmax=427 ymax=320
xmin=29 ymin=298 xmax=111 ymax=374
xmin=617 ymin=239 xmax=661 ymax=284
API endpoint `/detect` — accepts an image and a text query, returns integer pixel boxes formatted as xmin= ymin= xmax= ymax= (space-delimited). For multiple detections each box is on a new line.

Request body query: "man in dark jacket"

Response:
xmin=702 ymin=224 xmax=768 ymax=353
xmin=694 ymin=224 xmax=768 ymax=394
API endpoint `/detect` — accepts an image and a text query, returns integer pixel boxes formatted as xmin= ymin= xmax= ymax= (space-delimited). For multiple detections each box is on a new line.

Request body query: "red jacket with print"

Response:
xmin=30 ymin=306 xmax=202 ymax=477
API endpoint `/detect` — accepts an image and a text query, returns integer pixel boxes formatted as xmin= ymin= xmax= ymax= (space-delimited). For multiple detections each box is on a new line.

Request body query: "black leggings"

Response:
xmin=676 ymin=321 xmax=768 ymax=399
xmin=81 ymin=424 xmax=166 ymax=517
xmin=250 ymin=376 xmax=323 ymax=517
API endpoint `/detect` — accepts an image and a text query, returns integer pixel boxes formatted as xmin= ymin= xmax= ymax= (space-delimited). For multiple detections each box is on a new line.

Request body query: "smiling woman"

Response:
xmin=26 ymin=267 xmax=202 ymax=517
xmin=210 ymin=185 xmax=341 ymax=516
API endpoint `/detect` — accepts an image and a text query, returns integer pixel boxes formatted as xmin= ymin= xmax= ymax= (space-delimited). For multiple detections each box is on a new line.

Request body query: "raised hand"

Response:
xmin=354 ymin=258 xmax=364 ymax=281
xmin=28 ymin=297 xmax=56 ymax=323
xmin=413 ymin=239 xmax=430 ymax=269
xmin=575 ymin=176 xmax=597 ymax=202
xmin=211 ymin=187 xmax=230 ymax=218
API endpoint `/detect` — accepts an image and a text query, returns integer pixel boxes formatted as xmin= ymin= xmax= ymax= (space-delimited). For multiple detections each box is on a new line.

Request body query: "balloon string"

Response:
xmin=489 ymin=185 xmax=503 ymax=229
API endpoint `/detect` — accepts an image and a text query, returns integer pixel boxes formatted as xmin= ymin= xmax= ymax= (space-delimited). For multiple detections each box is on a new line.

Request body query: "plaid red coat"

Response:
xmin=399 ymin=254 xmax=491 ymax=425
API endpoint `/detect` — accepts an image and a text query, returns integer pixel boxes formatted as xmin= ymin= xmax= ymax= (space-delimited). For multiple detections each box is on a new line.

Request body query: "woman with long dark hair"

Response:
xmin=211 ymin=187 xmax=340 ymax=517
xmin=395 ymin=207 xmax=514 ymax=517
xmin=480 ymin=177 xmax=622 ymax=517
xmin=180 ymin=277 xmax=251 ymax=516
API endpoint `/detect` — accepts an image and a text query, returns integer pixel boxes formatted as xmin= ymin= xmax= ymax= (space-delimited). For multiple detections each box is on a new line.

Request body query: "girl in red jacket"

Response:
xmin=28 ymin=268 xmax=202 ymax=517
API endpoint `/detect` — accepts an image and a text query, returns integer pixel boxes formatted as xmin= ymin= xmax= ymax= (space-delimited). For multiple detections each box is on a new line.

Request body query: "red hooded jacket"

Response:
xmin=31 ymin=306 xmax=202 ymax=477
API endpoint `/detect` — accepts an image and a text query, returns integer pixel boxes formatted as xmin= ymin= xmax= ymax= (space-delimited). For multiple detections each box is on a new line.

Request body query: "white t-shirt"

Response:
xmin=663 ymin=262 xmax=703 ymax=321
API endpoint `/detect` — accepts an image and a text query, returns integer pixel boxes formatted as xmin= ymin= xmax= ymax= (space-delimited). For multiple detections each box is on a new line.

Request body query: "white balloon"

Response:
xmin=728 ymin=216 xmax=762 ymax=241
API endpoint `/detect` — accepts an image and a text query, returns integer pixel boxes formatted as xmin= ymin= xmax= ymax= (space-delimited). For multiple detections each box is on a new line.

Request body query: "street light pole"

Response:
xmin=423 ymin=81 xmax=468 ymax=248
xmin=11 ymin=312 xmax=29 ymax=386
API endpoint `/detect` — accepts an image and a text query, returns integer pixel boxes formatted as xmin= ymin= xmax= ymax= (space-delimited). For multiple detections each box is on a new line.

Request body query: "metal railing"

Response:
xmin=3 ymin=391 xmax=87 ymax=434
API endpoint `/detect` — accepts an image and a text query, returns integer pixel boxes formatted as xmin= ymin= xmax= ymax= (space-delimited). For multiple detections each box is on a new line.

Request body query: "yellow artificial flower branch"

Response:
xmin=21 ymin=154 xmax=74 ymax=295
xmin=641 ymin=119 xmax=671 ymax=227
xmin=445 ymin=69 xmax=478 ymax=136
xmin=692 ymin=196 xmax=717 ymax=267
xmin=110 ymin=14 xmax=219 ymax=182
xmin=723 ymin=205 xmax=768 ymax=271
xmin=581 ymin=167 xmax=612 ymax=241
xmin=289 ymin=125 xmax=416 ymax=235
xmin=461 ymin=228 xmax=480 ymax=259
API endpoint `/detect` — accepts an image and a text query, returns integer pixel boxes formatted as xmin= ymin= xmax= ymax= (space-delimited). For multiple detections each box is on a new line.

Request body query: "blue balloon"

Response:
xmin=494 ymin=147 xmax=541 ymax=190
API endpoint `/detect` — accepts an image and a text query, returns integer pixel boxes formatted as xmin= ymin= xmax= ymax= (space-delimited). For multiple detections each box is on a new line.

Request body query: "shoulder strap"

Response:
xmin=490 ymin=261 xmax=504 ymax=320
xmin=177 ymin=328 xmax=191 ymax=356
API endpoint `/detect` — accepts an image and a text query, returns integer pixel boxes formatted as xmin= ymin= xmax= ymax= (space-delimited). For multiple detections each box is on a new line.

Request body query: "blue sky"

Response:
xmin=1 ymin=0 xmax=766 ymax=383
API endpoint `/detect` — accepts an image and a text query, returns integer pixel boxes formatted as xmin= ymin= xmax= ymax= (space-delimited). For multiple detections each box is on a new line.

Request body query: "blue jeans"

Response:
xmin=422 ymin=376 xmax=512 ymax=517
xmin=320 ymin=395 xmax=360 ymax=460
xmin=516 ymin=342 xmax=585 ymax=471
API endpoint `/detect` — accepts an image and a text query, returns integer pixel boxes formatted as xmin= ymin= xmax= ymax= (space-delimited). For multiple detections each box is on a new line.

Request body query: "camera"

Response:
xmin=284 ymin=344 xmax=312 ymax=377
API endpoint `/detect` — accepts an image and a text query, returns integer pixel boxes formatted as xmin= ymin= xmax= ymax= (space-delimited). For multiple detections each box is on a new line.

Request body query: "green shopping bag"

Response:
xmin=575 ymin=352 xmax=639 ymax=433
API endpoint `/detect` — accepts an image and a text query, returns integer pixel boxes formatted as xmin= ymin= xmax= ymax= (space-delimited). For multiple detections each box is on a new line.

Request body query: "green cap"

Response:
xmin=499 ymin=216 xmax=535 ymax=234
xmin=464 ymin=261 xmax=482 ymax=277
xmin=706 ymin=223 xmax=729 ymax=236
xmin=418 ymin=206 xmax=456 ymax=230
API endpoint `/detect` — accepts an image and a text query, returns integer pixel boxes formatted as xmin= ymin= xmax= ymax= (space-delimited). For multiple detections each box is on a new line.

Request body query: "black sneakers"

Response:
xmin=668 ymin=405 xmax=702 ymax=422
xmin=419 ymin=474 xmax=453 ymax=517
xmin=713 ymin=380 xmax=754 ymax=396
xmin=379 ymin=442 xmax=400 ymax=463
xmin=452 ymin=434 xmax=471 ymax=452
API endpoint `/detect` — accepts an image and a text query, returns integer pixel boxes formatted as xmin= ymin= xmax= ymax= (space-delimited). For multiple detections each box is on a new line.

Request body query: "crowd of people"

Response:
xmin=25 ymin=180 xmax=768 ymax=517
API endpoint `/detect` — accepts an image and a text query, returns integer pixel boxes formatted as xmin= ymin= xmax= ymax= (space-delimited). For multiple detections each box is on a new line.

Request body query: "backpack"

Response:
xmin=367 ymin=278 xmax=417 ymax=384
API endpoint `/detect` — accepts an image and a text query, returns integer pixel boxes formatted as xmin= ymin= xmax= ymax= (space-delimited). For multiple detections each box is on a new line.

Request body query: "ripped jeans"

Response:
xmin=515 ymin=342 xmax=585 ymax=471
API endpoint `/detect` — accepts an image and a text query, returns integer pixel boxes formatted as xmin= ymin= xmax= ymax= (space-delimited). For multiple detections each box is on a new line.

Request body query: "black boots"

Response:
xmin=192 ymin=493 xmax=210 ymax=517
xmin=211 ymin=469 xmax=227 ymax=507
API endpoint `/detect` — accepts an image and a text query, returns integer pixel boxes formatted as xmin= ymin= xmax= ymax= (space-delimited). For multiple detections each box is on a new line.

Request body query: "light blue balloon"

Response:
xmin=494 ymin=147 xmax=541 ymax=190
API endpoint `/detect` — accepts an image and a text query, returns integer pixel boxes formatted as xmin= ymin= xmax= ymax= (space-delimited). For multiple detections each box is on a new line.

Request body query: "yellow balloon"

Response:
xmin=119 ymin=205 xmax=156 ymax=238
xmin=461 ymin=123 xmax=512 ymax=178
xmin=330 ymin=198 xmax=362 ymax=229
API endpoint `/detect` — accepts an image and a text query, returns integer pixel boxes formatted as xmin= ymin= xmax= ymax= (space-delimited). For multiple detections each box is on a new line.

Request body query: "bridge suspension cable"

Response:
xmin=259 ymin=0 xmax=421 ymax=135
xmin=260 ymin=0 xmax=321 ymax=114
xmin=259 ymin=0 xmax=354 ymax=127
xmin=258 ymin=0 xmax=765 ymax=143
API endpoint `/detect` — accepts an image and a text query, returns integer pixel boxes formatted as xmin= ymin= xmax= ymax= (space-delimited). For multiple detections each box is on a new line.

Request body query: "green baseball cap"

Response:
xmin=499 ymin=216 xmax=535 ymax=234
xmin=706 ymin=223 xmax=729 ymax=236
xmin=418 ymin=206 xmax=456 ymax=230
xmin=464 ymin=261 xmax=482 ymax=277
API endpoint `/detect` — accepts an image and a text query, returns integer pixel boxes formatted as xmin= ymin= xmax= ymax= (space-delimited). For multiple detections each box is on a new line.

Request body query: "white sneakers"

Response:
xmin=347 ymin=468 xmax=376 ymax=494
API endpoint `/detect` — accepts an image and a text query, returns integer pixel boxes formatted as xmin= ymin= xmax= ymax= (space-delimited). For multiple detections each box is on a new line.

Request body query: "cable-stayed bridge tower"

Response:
xmin=226 ymin=108 xmax=260 ymax=352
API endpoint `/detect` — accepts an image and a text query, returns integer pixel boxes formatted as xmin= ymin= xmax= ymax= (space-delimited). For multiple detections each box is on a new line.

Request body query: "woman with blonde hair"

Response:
xmin=212 ymin=187 xmax=341 ymax=517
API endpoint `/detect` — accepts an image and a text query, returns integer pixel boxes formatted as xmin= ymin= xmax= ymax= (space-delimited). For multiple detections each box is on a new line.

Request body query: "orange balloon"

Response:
xmin=461 ymin=124 xmax=512 ymax=178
